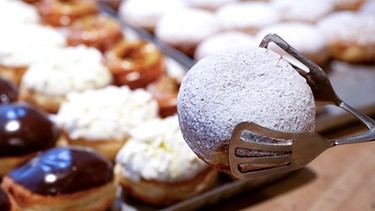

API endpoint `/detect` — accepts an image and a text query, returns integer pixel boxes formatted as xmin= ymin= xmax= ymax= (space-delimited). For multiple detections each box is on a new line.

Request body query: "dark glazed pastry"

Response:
xmin=0 ymin=77 xmax=18 ymax=105
xmin=1 ymin=146 xmax=117 ymax=211
xmin=0 ymin=103 xmax=59 ymax=157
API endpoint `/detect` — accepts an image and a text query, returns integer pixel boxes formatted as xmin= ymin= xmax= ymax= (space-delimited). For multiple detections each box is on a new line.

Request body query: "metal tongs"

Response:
xmin=229 ymin=34 xmax=375 ymax=180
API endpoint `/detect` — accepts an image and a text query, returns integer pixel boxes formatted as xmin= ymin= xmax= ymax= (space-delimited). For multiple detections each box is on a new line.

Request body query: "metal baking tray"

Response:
xmin=99 ymin=3 xmax=375 ymax=210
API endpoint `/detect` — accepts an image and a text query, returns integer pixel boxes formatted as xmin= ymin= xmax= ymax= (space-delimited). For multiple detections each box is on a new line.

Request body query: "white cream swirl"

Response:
xmin=115 ymin=115 xmax=209 ymax=183
xmin=55 ymin=86 xmax=159 ymax=141
xmin=21 ymin=45 xmax=112 ymax=95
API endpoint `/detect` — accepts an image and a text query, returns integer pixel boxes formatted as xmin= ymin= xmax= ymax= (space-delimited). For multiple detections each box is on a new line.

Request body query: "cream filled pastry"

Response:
xmin=55 ymin=86 xmax=159 ymax=161
xmin=0 ymin=23 xmax=66 ymax=85
xmin=19 ymin=45 xmax=112 ymax=114
xmin=0 ymin=0 xmax=41 ymax=25
xmin=1 ymin=146 xmax=116 ymax=211
xmin=115 ymin=115 xmax=218 ymax=206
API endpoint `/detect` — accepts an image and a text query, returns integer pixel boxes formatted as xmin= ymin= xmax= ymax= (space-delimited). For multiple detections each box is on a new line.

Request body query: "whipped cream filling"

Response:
xmin=55 ymin=86 xmax=159 ymax=141
xmin=115 ymin=115 xmax=209 ymax=183
xmin=0 ymin=23 xmax=66 ymax=67
xmin=21 ymin=45 xmax=112 ymax=95
xmin=0 ymin=0 xmax=41 ymax=25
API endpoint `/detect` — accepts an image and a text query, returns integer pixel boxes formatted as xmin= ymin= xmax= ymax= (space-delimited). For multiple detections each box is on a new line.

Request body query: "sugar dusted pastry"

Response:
xmin=0 ymin=0 xmax=40 ymax=25
xmin=270 ymin=0 xmax=335 ymax=23
xmin=115 ymin=115 xmax=218 ymax=206
xmin=177 ymin=46 xmax=316 ymax=174
xmin=215 ymin=2 xmax=280 ymax=34
xmin=256 ymin=22 xmax=330 ymax=66
xmin=155 ymin=8 xmax=219 ymax=57
xmin=317 ymin=11 xmax=375 ymax=63
xmin=19 ymin=45 xmax=112 ymax=114
xmin=55 ymin=86 xmax=159 ymax=161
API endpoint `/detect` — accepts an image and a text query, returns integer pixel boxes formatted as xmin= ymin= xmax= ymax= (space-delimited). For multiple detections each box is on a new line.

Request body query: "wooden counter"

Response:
xmin=204 ymin=124 xmax=375 ymax=211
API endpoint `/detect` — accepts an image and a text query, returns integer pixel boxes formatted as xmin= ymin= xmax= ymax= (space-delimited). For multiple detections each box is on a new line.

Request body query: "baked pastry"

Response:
xmin=104 ymin=39 xmax=165 ymax=89
xmin=0 ymin=23 xmax=66 ymax=85
xmin=115 ymin=115 xmax=218 ymax=206
xmin=215 ymin=2 xmax=280 ymax=34
xmin=177 ymin=46 xmax=316 ymax=174
xmin=0 ymin=0 xmax=41 ymax=25
xmin=334 ymin=0 xmax=365 ymax=10
xmin=317 ymin=11 xmax=375 ymax=64
xmin=118 ymin=0 xmax=187 ymax=33
xmin=1 ymin=146 xmax=116 ymax=211
xmin=0 ymin=77 xmax=18 ymax=105
xmin=147 ymin=75 xmax=180 ymax=118
xmin=55 ymin=86 xmax=159 ymax=161
xmin=256 ymin=22 xmax=330 ymax=67
xmin=270 ymin=0 xmax=334 ymax=23
xmin=35 ymin=0 xmax=99 ymax=26
xmin=66 ymin=14 xmax=124 ymax=52
xmin=194 ymin=31 xmax=256 ymax=61
xmin=185 ymin=0 xmax=240 ymax=11
xmin=0 ymin=187 xmax=19 ymax=211
xmin=19 ymin=45 xmax=113 ymax=114
xmin=0 ymin=103 xmax=60 ymax=177
xmin=155 ymin=8 xmax=219 ymax=57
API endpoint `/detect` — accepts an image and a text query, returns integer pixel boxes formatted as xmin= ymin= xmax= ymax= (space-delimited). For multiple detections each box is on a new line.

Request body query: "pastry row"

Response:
xmin=118 ymin=0 xmax=375 ymax=64
xmin=0 ymin=0 xmax=218 ymax=210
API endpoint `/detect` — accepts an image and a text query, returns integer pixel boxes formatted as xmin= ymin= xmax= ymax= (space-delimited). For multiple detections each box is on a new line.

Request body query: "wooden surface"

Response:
xmin=204 ymin=123 xmax=375 ymax=211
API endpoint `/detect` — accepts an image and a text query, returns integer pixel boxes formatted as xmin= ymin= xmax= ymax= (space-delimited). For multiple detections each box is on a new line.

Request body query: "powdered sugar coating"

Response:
xmin=0 ymin=0 xmax=40 ymax=25
xmin=215 ymin=2 xmax=280 ymax=34
xmin=195 ymin=31 xmax=257 ymax=60
xmin=21 ymin=45 xmax=112 ymax=96
xmin=118 ymin=0 xmax=187 ymax=31
xmin=271 ymin=0 xmax=335 ymax=23
xmin=155 ymin=8 xmax=219 ymax=46
xmin=317 ymin=11 xmax=375 ymax=46
xmin=55 ymin=86 xmax=158 ymax=141
xmin=177 ymin=46 xmax=315 ymax=168
xmin=115 ymin=115 xmax=208 ymax=182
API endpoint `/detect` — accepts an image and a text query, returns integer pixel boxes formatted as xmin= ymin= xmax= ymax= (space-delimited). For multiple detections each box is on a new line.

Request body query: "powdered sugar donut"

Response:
xmin=177 ymin=46 xmax=316 ymax=174
xmin=317 ymin=11 xmax=375 ymax=63
xmin=115 ymin=115 xmax=218 ymax=206
xmin=194 ymin=31 xmax=257 ymax=61
xmin=118 ymin=0 xmax=187 ymax=32
xmin=215 ymin=2 xmax=280 ymax=34
xmin=19 ymin=45 xmax=112 ymax=114
xmin=256 ymin=22 xmax=330 ymax=67
xmin=155 ymin=8 xmax=219 ymax=57
xmin=270 ymin=0 xmax=335 ymax=23
xmin=185 ymin=0 xmax=240 ymax=11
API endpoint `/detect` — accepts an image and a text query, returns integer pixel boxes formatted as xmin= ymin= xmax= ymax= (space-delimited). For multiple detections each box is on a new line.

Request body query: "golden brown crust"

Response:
xmin=18 ymin=85 xmax=64 ymax=114
xmin=1 ymin=176 xmax=117 ymax=211
xmin=36 ymin=0 xmax=99 ymax=26
xmin=116 ymin=165 xmax=218 ymax=207
xmin=0 ymin=65 xmax=27 ymax=86
xmin=147 ymin=75 xmax=180 ymax=118
xmin=67 ymin=14 xmax=124 ymax=52
xmin=104 ymin=39 xmax=165 ymax=89
xmin=329 ymin=41 xmax=375 ymax=64
xmin=62 ymin=132 xmax=128 ymax=161
xmin=0 ymin=153 xmax=37 ymax=178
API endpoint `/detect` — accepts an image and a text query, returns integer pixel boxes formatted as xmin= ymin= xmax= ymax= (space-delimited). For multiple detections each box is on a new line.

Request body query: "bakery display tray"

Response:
xmin=99 ymin=3 xmax=375 ymax=210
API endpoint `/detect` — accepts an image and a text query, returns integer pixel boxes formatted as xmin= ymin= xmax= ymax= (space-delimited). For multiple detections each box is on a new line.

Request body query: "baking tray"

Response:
xmin=99 ymin=3 xmax=375 ymax=210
